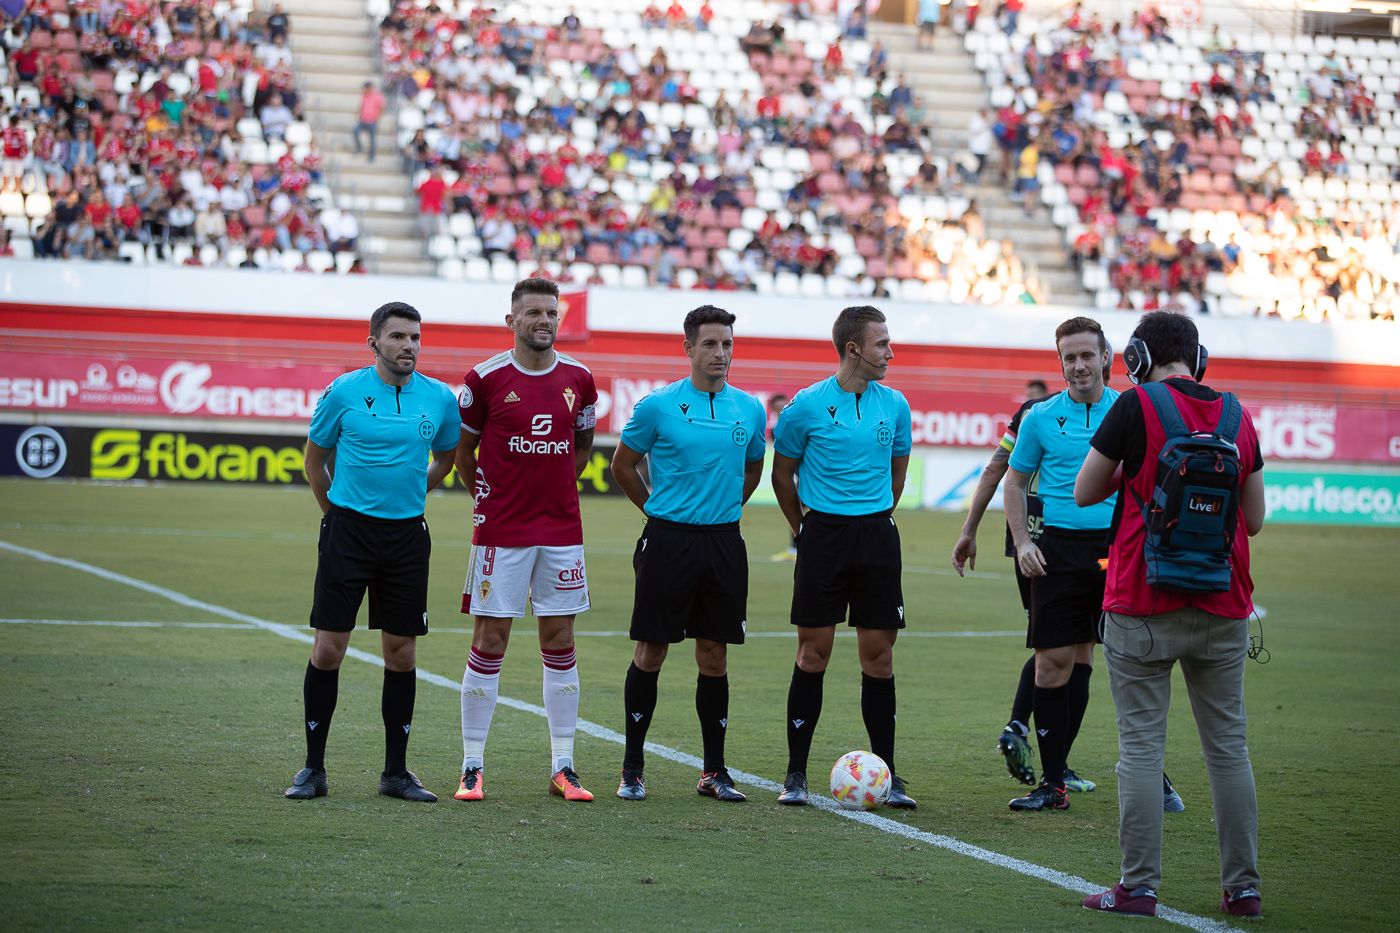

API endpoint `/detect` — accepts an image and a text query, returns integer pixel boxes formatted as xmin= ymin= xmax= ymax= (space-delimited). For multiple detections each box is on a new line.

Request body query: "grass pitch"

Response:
xmin=0 ymin=479 xmax=1397 ymax=931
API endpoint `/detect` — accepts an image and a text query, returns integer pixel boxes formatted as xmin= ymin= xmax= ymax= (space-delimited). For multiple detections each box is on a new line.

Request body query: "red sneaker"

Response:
xmin=1221 ymin=887 xmax=1263 ymax=920
xmin=1082 ymin=883 xmax=1158 ymax=917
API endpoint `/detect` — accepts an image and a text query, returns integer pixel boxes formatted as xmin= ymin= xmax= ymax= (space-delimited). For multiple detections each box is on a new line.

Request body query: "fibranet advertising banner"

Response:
xmin=0 ymin=424 xmax=625 ymax=497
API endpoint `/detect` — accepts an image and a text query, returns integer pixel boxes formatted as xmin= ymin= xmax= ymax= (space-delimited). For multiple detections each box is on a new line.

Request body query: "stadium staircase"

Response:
xmin=287 ymin=0 xmax=433 ymax=276
xmin=868 ymin=21 xmax=1086 ymax=302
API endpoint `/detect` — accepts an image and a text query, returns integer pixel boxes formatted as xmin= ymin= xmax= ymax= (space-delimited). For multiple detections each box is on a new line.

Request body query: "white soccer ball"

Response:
xmin=829 ymin=750 xmax=892 ymax=810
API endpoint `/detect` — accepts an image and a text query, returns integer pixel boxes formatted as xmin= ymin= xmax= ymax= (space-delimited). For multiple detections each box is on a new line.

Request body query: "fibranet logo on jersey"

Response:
xmin=508 ymin=435 xmax=571 ymax=454
xmin=507 ymin=413 xmax=570 ymax=454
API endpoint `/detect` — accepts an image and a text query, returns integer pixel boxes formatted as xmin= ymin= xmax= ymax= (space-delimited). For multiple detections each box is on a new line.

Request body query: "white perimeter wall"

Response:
xmin=3 ymin=260 xmax=1398 ymax=366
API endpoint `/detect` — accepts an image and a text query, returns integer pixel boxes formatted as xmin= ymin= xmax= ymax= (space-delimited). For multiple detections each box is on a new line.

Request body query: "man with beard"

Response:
xmin=285 ymin=302 xmax=461 ymax=803
xmin=453 ymin=278 xmax=599 ymax=803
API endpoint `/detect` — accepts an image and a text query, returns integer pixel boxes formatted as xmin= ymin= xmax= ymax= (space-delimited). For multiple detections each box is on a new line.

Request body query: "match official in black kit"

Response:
xmin=611 ymin=306 xmax=767 ymax=802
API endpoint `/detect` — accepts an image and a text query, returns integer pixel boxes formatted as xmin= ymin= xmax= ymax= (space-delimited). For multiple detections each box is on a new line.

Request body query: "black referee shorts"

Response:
xmin=310 ymin=506 xmax=431 ymax=637
xmin=791 ymin=510 xmax=905 ymax=630
xmin=630 ymin=517 xmax=748 ymax=645
xmin=1027 ymin=528 xmax=1108 ymax=650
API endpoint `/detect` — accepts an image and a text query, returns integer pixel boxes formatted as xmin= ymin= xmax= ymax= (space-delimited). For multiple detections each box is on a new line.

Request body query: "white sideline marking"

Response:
xmin=0 ymin=539 xmax=1234 ymax=933
xmin=0 ymin=618 xmax=257 ymax=630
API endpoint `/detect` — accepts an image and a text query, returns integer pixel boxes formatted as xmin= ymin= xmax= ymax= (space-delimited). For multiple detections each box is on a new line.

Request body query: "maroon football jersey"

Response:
xmin=460 ymin=350 xmax=598 ymax=546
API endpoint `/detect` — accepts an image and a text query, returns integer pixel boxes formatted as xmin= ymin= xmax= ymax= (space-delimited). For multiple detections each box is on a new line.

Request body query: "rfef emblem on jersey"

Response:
xmin=876 ymin=425 xmax=892 ymax=447
xmin=418 ymin=418 xmax=434 ymax=439
xmin=563 ymin=386 xmax=577 ymax=411
xmin=731 ymin=425 xmax=749 ymax=447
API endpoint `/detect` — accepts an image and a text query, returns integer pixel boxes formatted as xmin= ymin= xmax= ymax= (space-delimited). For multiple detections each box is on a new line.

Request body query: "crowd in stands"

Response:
xmin=969 ymin=2 xmax=1400 ymax=321
xmin=0 ymin=0 xmax=361 ymax=272
xmin=380 ymin=1 xmax=1046 ymax=303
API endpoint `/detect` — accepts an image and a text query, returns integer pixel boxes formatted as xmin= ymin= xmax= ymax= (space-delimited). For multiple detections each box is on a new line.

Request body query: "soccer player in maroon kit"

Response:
xmin=454 ymin=278 xmax=599 ymax=802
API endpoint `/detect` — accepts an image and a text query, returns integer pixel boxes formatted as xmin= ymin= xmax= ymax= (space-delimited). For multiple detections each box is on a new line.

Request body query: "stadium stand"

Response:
xmin=373 ymin=0 xmax=1050 ymax=304
xmin=963 ymin=4 xmax=1400 ymax=321
xmin=0 ymin=0 xmax=360 ymax=273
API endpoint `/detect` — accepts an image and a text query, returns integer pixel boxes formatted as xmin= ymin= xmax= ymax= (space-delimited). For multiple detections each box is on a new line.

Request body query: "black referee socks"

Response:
xmin=1010 ymin=655 xmax=1036 ymax=730
xmin=623 ymin=662 xmax=660 ymax=771
xmin=381 ymin=668 xmax=417 ymax=776
xmin=861 ymin=673 xmax=897 ymax=775
xmin=695 ymin=673 xmax=729 ymax=773
xmin=1065 ymin=662 xmax=1093 ymax=757
xmin=302 ymin=660 xmax=339 ymax=771
xmin=786 ymin=664 xmax=825 ymax=775
xmin=1033 ymin=682 xmax=1070 ymax=787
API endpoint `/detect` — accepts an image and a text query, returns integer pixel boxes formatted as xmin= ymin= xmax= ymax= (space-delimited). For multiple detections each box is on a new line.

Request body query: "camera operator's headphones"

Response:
xmin=1122 ymin=335 xmax=1208 ymax=385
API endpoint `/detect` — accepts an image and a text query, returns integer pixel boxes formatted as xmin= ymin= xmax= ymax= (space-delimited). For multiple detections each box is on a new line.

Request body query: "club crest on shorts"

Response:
xmin=563 ymin=387 xmax=577 ymax=411
xmin=478 ymin=579 xmax=492 ymax=601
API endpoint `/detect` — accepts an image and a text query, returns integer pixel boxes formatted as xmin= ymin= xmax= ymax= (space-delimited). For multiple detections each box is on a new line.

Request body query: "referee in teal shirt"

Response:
xmin=1003 ymin=316 xmax=1118 ymax=813
xmin=770 ymin=306 xmax=917 ymax=808
xmin=284 ymin=301 xmax=460 ymax=804
xmin=611 ymin=305 xmax=767 ymax=804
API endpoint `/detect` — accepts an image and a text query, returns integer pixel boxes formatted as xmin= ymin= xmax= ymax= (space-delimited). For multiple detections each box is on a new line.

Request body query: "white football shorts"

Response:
xmin=461 ymin=544 xmax=591 ymax=618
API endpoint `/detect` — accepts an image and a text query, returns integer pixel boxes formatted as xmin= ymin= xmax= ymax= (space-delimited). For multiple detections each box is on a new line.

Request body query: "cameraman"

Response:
xmin=1074 ymin=311 xmax=1266 ymax=920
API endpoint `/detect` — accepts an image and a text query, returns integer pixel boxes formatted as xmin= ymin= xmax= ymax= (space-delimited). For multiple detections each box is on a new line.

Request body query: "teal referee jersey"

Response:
xmin=1008 ymin=387 xmax=1119 ymax=530
xmin=308 ymin=367 xmax=461 ymax=519
xmin=620 ymin=378 xmax=767 ymax=525
xmin=773 ymin=375 xmax=913 ymax=515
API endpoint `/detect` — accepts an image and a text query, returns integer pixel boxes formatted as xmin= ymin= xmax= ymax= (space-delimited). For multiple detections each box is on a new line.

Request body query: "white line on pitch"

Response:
xmin=0 ymin=539 xmax=1232 ymax=933
xmin=0 ymin=618 xmax=258 ymax=629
